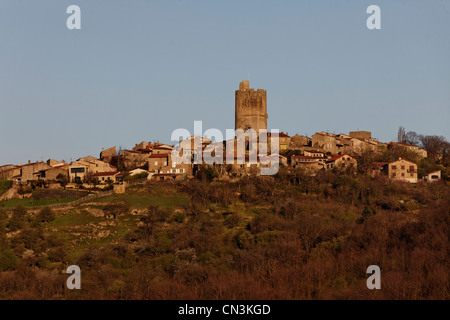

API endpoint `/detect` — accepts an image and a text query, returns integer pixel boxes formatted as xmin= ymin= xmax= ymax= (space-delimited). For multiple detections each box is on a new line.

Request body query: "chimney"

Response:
xmin=28 ymin=160 xmax=31 ymax=164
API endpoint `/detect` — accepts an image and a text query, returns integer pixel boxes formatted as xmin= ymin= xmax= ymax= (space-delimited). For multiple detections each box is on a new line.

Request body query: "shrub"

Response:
xmin=0 ymin=248 xmax=19 ymax=271
xmin=103 ymin=201 xmax=130 ymax=219
xmin=8 ymin=205 xmax=27 ymax=231
xmin=47 ymin=247 xmax=66 ymax=262
xmin=36 ymin=207 xmax=55 ymax=223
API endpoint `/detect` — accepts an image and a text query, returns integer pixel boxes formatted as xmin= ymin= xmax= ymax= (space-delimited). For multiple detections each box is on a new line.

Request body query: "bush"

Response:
xmin=0 ymin=248 xmax=19 ymax=271
xmin=47 ymin=247 xmax=67 ymax=262
xmin=103 ymin=201 xmax=130 ymax=219
xmin=124 ymin=172 xmax=149 ymax=181
xmin=8 ymin=205 xmax=27 ymax=231
xmin=36 ymin=207 xmax=55 ymax=223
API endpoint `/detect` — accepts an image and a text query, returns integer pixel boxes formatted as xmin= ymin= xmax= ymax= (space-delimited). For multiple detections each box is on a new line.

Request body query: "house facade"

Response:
xmin=382 ymin=159 xmax=418 ymax=183
xmin=325 ymin=154 xmax=357 ymax=171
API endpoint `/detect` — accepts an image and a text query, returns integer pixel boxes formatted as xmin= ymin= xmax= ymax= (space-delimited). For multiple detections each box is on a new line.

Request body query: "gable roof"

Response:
xmin=325 ymin=154 xmax=355 ymax=163
xmin=388 ymin=158 xmax=417 ymax=166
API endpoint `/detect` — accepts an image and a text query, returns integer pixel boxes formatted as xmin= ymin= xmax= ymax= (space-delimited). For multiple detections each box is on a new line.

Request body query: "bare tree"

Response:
xmin=405 ymin=131 xmax=420 ymax=146
xmin=419 ymin=135 xmax=448 ymax=163
xmin=397 ymin=126 xmax=407 ymax=143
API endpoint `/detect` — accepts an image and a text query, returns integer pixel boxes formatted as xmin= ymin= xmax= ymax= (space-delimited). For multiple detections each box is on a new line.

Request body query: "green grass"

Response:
xmin=83 ymin=191 xmax=189 ymax=209
xmin=48 ymin=209 xmax=101 ymax=227
xmin=0 ymin=180 xmax=12 ymax=193
xmin=0 ymin=197 xmax=79 ymax=209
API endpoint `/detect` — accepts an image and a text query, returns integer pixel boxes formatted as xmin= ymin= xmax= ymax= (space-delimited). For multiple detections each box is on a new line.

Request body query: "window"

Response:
xmin=401 ymin=165 xmax=405 ymax=170
xmin=410 ymin=173 xmax=414 ymax=177
xmin=409 ymin=166 xmax=415 ymax=172
xmin=391 ymin=165 xmax=397 ymax=170
xmin=401 ymin=173 xmax=405 ymax=177
xmin=71 ymin=167 xmax=85 ymax=174
xmin=392 ymin=173 xmax=396 ymax=177
xmin=154 ymin=161 xmax=158 ymax=166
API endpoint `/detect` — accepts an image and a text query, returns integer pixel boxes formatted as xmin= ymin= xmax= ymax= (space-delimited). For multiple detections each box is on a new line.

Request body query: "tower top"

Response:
xmin=239 ymin=80 xmax=250 ymax=90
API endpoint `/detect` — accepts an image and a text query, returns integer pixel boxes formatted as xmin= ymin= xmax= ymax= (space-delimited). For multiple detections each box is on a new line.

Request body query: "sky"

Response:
xmin=0 ymin=0 xmax=449 ymax=165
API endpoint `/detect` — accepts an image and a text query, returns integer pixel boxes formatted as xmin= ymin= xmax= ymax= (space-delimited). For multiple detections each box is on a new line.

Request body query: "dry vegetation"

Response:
xmin=0 ymin=172 xmax=448 ymax=300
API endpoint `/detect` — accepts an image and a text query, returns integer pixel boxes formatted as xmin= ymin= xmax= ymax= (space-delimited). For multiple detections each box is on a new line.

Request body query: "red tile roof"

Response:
xmin=325 ymin=154 xmax=354 ymax=163
xmin=149 ymin=153 xmax=169 ymax=158
xmin=93 ymin=171 xmax=119 ymax=177
xmin=304 ymin=149 xmax=323 ymax=154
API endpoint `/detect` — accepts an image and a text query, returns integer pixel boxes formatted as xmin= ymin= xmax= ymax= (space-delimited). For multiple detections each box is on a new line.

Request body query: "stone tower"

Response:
xmin=235 ymin=80 xmax=268 ymax=133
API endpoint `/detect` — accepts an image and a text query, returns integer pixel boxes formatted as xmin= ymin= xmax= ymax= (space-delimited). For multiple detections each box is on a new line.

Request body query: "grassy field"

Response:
xmin=0 ymin=197 xmax=79 ymax=209
xmin=83 ymin=188 xmax=189 ymax=209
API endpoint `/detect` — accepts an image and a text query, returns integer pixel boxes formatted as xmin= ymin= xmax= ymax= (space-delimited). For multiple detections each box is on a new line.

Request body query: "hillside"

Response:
xmin=0 ymin=174 xmax=449 ymax=300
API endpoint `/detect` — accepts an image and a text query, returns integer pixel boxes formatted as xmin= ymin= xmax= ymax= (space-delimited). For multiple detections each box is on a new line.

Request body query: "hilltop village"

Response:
xmin=0 ymin=81 xmax=448 ymax=301
xmin=0 ymin=81 xmax=445 ymax=199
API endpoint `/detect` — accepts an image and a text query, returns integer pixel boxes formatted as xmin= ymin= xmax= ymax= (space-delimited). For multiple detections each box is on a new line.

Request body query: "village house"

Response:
xmin=292 ymin=155 xmax=326 ymax=167
xmin=422 ymin=170 xmax=441 ymax=183
xmin=151 ymin=144 xmax=174 ymax=154
xmin=147 ymin=153 xmax=191 ymax=181
xmin=0 ymin=166 xmax=21 ymax=180
xmin=382 ymin=158 xmax=418 ymax=183
xmin=289 ymin=134 xmax=311 ymax=149
xmin=325 ymin=154 xmax=357 ymax=171
xmin=132 ymin=141 xmax=152 ymax=152
xmin=389 ymin=142 xmax=428 ymax=158
xmin=34 ymin=165 xmax=69 ymax=181
xmin=92 ymin=171 xmax=123 ymax=183
xmin=312 ymin=132 xmax=351 ymax=155
xmin=269 ymin=132 xmax=290 ymax=152
xmin=69 ymin=158 xmax=117 ymax=183
xmin=303 ymin=149 xmax=325 ymax=158
xmin=0 ymin=161 xmax=52 ymax=183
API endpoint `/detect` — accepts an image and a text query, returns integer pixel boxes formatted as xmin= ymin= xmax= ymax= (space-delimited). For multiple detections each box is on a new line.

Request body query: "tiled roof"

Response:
xmin=93 ymin=171 xmax=119 ymax=177
xmin=149 ymin=153 xmax=169 ymax=158
xmin=325 ymin=154 xmax=354 ymax=163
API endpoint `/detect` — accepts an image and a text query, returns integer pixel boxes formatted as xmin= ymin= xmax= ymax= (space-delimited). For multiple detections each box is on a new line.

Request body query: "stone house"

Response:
xmin=325 ymin=154 xmax=357 ymax=171
xmin=3 ymin=161 xmax=52 ymax=183
xmin=312 ymin=132 xmax=351 ymax=155
xmin=292 ymin=155 xmax=326 ymax=166
xmin=303 ymin=149 xmax=325 ymax=158
xmin=148 ymin=153 xmax=191 ymax=180
xmin=69 ymin=158 xmax=116 ymax=182
xmin=382 ymin=158 xmax=418 ymax=183
xmin=34 ymin=165 xmax=69 ymax=181
xmin=269 ymin=132 xmax=290 ymax=152
xmin=388 ymin=142 xmax=427 ymax=158
xmin=422 ymin=170 xmax=441 ymax=183
xmin=289 ymin=135 xmax=311 ymax=149
xmin=93 ymin=171 xmax=121 ymax=183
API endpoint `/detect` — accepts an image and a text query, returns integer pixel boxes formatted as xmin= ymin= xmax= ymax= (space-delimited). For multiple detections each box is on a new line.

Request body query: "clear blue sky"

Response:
xmin=1 ymin=0 xmax=449 ymax=165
